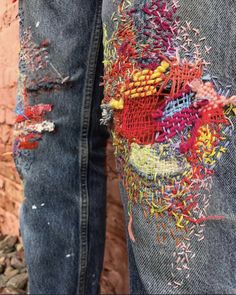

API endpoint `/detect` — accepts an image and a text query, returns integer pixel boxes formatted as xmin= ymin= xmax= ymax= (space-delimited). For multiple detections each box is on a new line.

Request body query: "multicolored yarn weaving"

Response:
xmin=101 ymin=0 xmax=236 ymax=288
xmin=13 ymin=28 xmax=56 ymax=152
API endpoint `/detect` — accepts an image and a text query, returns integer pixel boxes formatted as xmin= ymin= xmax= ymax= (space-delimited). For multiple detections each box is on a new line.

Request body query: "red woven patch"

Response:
xmin=16 ymin=104 xmax=53 ymax=123
xmin=18 ymin=133 xmax=43 ymax=150
xmin=158 ymin=62 xmax=203 ymax=98
xmin=116 ymin=95 xmax=159 ymax=144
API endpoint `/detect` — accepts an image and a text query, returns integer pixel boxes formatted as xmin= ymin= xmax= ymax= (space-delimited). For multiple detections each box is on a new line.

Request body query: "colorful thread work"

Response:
xmin=101 ymin=0 xmax=236 ymax=289
xmin=13 ymin=28 xmax=56 ymax=153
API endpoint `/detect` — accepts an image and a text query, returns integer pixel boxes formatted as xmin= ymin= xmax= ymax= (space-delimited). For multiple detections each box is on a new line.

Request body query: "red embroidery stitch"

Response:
xmin=101 ymin=0 xmax=236 ymax=288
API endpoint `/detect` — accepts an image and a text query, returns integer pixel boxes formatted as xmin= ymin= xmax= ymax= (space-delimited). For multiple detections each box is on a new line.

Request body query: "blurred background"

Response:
xmin=0 ymin=0 xmax=128 ymax=293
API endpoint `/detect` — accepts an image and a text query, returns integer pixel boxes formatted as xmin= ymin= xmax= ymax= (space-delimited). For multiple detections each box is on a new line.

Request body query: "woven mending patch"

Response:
xmin=13 ymin=28 xmax=56 ymax=152
xmin=101 ymin=0 xmax=236 ymax=289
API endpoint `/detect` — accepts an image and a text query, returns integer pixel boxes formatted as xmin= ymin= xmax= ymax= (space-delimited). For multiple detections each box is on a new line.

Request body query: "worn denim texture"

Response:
xmin=13 ymin=0 xmax=236 ymax=294
xmin=13 ymin=0 xmax=108 ymax=294
xmin=102 ymin=0 xmax=236 ymax=294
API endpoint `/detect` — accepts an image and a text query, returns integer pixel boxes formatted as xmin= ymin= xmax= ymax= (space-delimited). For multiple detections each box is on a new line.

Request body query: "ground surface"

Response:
xmin=0 ymin=235 xmax=27 ymax=294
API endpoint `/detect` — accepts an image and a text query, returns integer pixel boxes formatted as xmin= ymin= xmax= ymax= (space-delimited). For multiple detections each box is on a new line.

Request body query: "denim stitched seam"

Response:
xmin=77 ymin=1 xmax=103 ymax=294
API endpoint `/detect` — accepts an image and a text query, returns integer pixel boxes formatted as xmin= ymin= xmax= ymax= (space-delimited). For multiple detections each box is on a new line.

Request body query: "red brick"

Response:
xmin=0 ymin=14 xmax=19 ymax=69
xmin=0 ymin=161 xmax=19 ymax=182
xmin=0 ymin=193 xmax=13 ymax=212
xmin=0 ymin=107 xmax=5 ymax=123
xmin=0 ymin=1 xmax=15 ymax=16
xmin=0 ymin=142 xmax=5 ymax=154
xmin=5 ymin=178 xmax=23 ymax=204
xmin=0 ymin=124 xmax=11 ymax=143
xmin=6 ymin=142 xmax=13 ymax=153
xmin=0 ymin=87 xmax=17 ymax=107
xmin=0 ymin=207 xmax=19 ymax=236
xmin=0 ymin=177 xmax=4 ymax=189
xmin=5 ymin=107 xmax=15 ymax=125
xmin=0 ymin=2 xmax=18 ymax=27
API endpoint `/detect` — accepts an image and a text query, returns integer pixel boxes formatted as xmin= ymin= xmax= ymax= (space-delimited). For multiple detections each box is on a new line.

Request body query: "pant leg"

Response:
xmin=101 ymin=0 xmax=236 ymax=294
xmin=13 ymin=0 xmax=107 ymax=294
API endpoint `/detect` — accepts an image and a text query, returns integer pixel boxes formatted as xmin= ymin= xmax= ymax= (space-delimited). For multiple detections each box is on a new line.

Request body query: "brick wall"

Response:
xmin=0 ymin=1 xmax=128 ymax=293
xmin=0 ymin=0 xmax=22 ymax=236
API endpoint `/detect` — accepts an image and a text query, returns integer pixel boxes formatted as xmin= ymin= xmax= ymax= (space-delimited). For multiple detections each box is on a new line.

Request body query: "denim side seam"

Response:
xmin=77 ymin=1 xmax=103 ymax=294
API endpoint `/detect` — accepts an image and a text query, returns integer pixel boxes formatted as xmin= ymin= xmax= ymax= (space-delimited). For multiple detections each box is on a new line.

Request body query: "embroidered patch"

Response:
xmin=13 ymin=27 xmax=57 ymax=153
xmin=101 ymin=0 xmax=236 ymax=289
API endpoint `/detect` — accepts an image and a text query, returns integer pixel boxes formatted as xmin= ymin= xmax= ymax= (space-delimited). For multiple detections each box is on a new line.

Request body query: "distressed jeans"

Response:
xmin=13 ymin=0 xmax=236 ymax=294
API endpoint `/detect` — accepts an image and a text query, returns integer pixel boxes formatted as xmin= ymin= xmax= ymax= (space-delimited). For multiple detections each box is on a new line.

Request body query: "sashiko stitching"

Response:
xmin=101 ymin=0 xmax=236 ymax=289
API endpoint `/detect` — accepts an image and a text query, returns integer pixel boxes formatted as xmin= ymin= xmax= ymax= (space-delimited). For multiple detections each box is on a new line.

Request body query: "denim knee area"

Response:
xmin=13 ymin=1 xmax=106 ymax=294
xmin=101 ymin=0 xmax=236 ymax=293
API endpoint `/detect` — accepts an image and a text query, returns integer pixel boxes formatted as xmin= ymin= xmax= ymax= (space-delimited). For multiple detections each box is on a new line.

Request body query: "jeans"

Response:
xmin=13 ymin=1 xmax=108 ymax=294
xmin=13 ymin=0 xmax=236 ymax=294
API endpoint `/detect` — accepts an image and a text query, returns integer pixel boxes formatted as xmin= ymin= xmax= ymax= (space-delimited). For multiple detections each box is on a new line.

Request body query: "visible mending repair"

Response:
xmin=101 ymin=0 xmax=236 ymax=289
xmin=13 ymin=27 xmax=56 ymax=153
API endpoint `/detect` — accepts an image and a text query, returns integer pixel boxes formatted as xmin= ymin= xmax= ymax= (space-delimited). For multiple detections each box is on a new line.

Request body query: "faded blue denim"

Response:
xmin=102 ymin=1 xmax=236 ymax=294
xmin=14 ymin=1 xmax=108 ymax=294
xmin=13 ymin=0 xmax=236 ymax=294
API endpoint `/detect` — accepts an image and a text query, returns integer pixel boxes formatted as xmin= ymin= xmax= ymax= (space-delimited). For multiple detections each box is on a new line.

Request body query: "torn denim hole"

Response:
xmin=100 ymin=0 xmax=236 ymax=289
xmin=20 ymin=28 xmax=71 ymax=91
xmin=14 ymin=69 xmax=55 ymax=153
xmin=13 ymin=27 xmax=59 ymax=170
